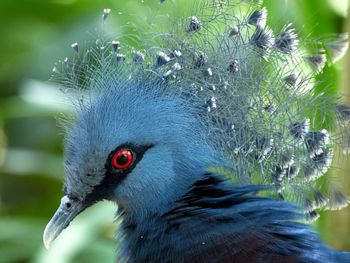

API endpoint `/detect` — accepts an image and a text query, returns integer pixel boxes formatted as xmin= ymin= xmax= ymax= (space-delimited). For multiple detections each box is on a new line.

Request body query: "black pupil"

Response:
xmin=117 ymin=154 xmax=129 ymax=166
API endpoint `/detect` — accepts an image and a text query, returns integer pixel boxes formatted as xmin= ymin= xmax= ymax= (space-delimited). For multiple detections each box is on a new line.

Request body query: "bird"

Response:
xmin=43 ymin=0 xmax=350 ymax=262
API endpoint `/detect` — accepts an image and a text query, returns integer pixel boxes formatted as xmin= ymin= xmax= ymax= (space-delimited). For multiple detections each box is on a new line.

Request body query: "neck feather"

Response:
xmin=116 ymin=173 xmax=332 ymax=263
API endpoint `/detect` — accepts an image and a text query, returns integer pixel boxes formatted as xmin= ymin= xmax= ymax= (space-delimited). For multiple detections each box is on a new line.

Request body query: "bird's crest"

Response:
xmin=52 ymin=0 xmax=350 ymax=221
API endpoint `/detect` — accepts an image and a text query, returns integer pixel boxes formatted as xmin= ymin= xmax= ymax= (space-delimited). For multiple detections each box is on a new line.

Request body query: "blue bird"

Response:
xmin=43 ymin=1 xmax=350 ymax=262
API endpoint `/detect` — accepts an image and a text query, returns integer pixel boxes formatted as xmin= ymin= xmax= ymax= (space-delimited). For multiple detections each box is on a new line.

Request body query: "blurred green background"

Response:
xmin=0 ymin=0 xmax=349 ymax=262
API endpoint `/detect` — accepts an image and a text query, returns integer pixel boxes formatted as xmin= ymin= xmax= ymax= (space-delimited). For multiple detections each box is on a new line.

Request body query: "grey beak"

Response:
xmin=43 ymin=195 xmax=84 ymax=249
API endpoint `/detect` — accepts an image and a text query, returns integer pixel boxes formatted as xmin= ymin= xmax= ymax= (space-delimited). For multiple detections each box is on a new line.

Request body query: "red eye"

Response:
xmin=111 ymin=150 xmax=134 ymax=170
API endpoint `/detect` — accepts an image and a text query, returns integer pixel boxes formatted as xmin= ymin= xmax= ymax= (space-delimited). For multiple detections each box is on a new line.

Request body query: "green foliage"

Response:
xmin=0 ymin=1 xmax=349 ymax=262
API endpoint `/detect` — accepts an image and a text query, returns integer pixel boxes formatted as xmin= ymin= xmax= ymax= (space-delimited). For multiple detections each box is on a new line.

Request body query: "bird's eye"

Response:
xmin=111 ymin=149 xmax=134 ymax=170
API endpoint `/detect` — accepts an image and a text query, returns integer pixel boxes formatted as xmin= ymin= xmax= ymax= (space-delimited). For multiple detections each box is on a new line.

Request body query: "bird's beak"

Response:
xmin=43 ymin=195 xmax=85 ymax=249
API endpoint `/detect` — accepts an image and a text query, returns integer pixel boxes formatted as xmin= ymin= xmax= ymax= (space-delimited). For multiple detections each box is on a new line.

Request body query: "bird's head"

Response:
xmin=43 ymin=79 xmax=217 ymax=248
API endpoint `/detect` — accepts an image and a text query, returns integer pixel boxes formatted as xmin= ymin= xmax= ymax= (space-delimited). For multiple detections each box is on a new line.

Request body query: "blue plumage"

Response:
xmin=118 ymin=174 xmax=348 ymax=262
xmin=43 ymin=0 xmax=350 ymax=262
